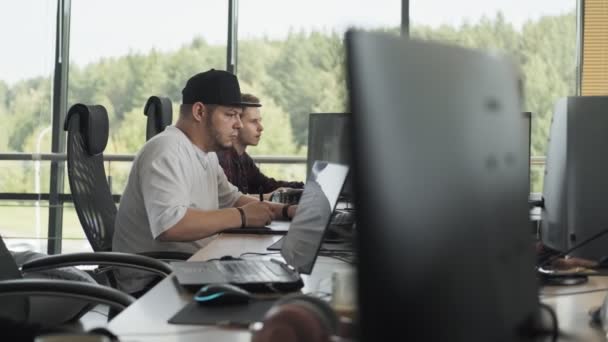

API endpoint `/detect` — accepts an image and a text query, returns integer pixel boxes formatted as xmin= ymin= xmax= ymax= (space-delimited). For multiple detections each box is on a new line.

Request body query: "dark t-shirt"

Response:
xmin=217 ymin=148 xmax=304 ymax=194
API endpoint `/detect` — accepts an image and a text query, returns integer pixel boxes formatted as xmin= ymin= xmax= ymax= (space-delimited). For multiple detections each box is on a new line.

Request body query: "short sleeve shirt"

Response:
xmin=112 ymin=126 xmax=241 ymax=292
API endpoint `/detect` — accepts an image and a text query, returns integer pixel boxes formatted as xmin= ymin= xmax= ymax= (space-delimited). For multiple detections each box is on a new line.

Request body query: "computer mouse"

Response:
xmin=194 ymin=283 xmax=252 ymax=306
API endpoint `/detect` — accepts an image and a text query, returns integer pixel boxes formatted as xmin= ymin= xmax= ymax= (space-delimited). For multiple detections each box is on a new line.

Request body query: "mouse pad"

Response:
xmin=168 ymin=299 xmax=277 ymax=326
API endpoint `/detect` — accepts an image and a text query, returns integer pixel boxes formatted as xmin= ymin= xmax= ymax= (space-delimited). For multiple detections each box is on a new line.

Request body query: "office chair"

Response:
xmin=64 ymin=103 xmax=190 ymax=257
xmin=64 ymin=103 xmax=191 ymax=294
xmin=143 ymin=96 xmax=173 ymax=141
xmin=0 ymin=235 xmax=148 ymax=327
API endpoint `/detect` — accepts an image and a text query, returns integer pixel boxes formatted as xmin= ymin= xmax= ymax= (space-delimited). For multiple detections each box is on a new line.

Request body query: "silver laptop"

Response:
xmin=173 ymin=161 xmax=349 ymax=292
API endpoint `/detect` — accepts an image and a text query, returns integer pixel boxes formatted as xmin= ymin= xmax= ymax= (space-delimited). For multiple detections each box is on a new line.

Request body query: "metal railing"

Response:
xmin=0 ymin=152 xmax=307 ymax=201
xmin=0 ymin=152 xmax=307 ymax=163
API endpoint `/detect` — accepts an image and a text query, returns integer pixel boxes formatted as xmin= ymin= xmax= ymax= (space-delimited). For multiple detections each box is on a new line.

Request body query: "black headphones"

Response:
xmin=251 ymin=294 xmax=340 ymax=342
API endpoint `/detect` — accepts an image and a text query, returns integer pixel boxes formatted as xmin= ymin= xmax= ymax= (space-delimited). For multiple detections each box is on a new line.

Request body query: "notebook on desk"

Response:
xmin=172 ymin=161 xmax=349 ymax=292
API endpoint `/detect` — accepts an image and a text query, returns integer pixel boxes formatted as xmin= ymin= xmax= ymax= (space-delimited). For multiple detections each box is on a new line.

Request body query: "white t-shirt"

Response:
xmin=112 ymin=126 xmax=241 ymax=292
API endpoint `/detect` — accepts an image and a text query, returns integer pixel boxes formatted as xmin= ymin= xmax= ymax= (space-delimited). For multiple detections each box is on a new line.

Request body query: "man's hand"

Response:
xmin=287 ymin=204 xmax=297 ymax=219
xmin=552 ymin=256 xmax=598 ymax=270
xmin=240 ymin=201 xmax=273 ymax=227
xmin=269 ymin=187 xmax=303 ymax=204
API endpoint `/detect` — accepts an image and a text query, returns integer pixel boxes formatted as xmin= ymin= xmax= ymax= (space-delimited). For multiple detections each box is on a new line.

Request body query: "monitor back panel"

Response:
xmin=347 ymin=31 xmax=537 ymax=341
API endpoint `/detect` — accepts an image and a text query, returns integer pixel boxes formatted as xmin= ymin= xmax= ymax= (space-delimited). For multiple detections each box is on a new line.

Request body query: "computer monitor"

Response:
xmin=540 ymin=96 xmax=608 ymax=261
xmin=346 ymin=30 xmax=538 ymax=341
xmin=306 ymin=113 xmax=353 ymax=198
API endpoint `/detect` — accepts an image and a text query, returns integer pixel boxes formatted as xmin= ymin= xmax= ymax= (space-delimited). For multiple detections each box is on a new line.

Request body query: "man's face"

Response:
xmin=237 ymin=107 xmax=264 ymax=147
xmin=206 ymin=105 xmax=243 ymax=150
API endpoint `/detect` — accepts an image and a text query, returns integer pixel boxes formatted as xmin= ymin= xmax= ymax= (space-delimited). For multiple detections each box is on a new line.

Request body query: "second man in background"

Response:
xmin=217 ymin=93 xmax=304 ymax=199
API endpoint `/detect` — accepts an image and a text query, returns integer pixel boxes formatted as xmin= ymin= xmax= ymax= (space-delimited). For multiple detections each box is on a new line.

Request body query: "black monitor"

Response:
xmin=540 ymin=96 xmax=608 ymax=261
xmin=346 ymin=30 xmax=538 ymax=341
xmin=306 ymin=113 xmax=353 ymax=198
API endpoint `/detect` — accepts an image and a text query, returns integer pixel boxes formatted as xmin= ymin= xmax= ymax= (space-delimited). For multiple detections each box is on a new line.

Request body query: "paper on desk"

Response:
xmin=267 ymin=220 xmax=290 ymax=231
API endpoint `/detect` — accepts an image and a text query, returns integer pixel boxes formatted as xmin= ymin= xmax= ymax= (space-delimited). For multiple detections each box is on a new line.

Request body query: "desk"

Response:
xmin=108 ymin=234 xmax=353 ymax=341
xmin=109 ymin=234 xmax=608 ymax=341
xmin=540 ymin=276 xmax=608 ymax=341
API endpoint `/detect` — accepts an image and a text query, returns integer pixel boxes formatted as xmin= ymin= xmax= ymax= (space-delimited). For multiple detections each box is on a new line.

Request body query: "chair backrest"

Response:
xmin=64 ymin=104 xmax=116 ymax=252
xmin=143 ymin=96 xmax=173 ymax=140
xmin=0 ymin=235 xmax=28 ymax=322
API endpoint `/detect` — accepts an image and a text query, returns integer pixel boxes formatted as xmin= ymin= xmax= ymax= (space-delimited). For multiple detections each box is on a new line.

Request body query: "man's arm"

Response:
xmin=243 ymin=153 xmax=304 ymax=193
xmin=158 ymin=207 xmax=242 ymax=242
xmin=159 ymin=195 xmax=275 ymax=242
xmin=235 ymin=194 xmax=297 ymax=220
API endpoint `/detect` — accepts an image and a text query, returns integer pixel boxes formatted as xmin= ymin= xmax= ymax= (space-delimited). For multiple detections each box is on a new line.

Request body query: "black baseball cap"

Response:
xmin=182 ymin=69 xmax=260 ymax=107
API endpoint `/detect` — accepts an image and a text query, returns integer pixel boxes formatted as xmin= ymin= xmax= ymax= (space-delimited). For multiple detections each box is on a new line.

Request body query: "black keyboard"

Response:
xmin=220 ymin=260 xmax=291 ymax=283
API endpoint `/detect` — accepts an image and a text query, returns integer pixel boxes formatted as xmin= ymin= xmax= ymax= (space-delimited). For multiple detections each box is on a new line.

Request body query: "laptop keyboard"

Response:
xmin=220 ymin=260 xmax=292 ymax=283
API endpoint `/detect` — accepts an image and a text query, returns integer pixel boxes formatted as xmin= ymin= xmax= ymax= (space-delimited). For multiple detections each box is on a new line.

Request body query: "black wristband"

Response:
xmin=236 ymin=207 xmax=246 ymax=228
xmin=282 ymin=204 xmax=292 ymax=220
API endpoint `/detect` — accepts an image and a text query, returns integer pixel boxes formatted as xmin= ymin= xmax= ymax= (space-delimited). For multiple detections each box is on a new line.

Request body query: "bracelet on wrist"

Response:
xmin=282 ymin=204 xmax=292 ymax=220
xmin=236 ymin=207 xmax=246 ymax=228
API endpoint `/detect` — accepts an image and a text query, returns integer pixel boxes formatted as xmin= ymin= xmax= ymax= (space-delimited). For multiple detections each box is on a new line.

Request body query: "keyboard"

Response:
xmin=218 ymin=260 xmax=292 ymax=283
xmin=330 ymin=211 xmax=355 ymax=226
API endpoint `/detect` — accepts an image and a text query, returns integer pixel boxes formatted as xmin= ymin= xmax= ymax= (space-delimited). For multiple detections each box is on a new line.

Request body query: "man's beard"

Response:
xmin=205 ymin=116 xmax=232 ymax=151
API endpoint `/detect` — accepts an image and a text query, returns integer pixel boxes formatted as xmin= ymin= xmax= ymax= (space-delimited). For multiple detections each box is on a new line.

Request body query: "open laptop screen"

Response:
xmin=281 ymin=161 xmax=349 ymax=274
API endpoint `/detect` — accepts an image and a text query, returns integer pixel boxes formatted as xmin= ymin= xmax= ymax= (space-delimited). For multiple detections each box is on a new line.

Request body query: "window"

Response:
xmin=70 ymin=0 xmax=228 ymax=155
xmin=237 ymin=0 xmax=401 ymax=181
xmin=0 ymin=1 xmax=57 ymax=251
xmin=410 ymin=0 xmax=578 ymax=192
xmin=65 ymin=0 xmax=228 ymax=246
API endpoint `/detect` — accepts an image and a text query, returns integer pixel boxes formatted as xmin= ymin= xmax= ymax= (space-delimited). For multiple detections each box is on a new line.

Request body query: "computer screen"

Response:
xmin=346 ymin=30 xmax=537 ymax=341
xmin=306 ymin=113 xmax=352 ymax=197
xmin=281 ymin=161 xmax=349 ymax=274
xmin=540 ymin=96 xmax=608 ymax=261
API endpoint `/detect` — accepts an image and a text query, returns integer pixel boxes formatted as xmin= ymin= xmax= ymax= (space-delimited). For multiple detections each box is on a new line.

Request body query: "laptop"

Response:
xmin=173 ymin=161 xmax=349 ymax=292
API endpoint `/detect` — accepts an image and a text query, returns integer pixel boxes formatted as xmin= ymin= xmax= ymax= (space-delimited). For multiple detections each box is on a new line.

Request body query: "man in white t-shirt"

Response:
xmin=113 ymin=69 xmax=297 ymax=294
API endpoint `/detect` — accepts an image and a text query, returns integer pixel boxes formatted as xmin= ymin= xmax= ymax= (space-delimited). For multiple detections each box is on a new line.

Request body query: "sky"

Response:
xmin=0 ymin=0 xmax=576 ymax=85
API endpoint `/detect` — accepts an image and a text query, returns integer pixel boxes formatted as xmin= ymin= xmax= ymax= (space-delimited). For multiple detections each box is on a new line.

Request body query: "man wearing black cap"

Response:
xmin=112 ymin=69 xmax=297 ymax=294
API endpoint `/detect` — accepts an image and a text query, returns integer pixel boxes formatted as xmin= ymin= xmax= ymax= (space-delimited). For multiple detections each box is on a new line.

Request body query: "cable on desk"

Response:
xmin=539 ymin=302 xmax=558 ymax=342
xmin=88 ymin=309 xmax=109 ymax=318
xmin=239 ymin=252 xmax=281 ymax=258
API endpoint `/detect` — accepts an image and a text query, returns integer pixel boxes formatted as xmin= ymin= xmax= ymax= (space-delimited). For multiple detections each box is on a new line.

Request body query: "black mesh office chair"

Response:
xmin=143 ymin=96 xmax=173 ymax=140
xmin=0 ymin=234 xmax=148 ymax=327
xmin=64 ymin=103 xmax=190 ymax=262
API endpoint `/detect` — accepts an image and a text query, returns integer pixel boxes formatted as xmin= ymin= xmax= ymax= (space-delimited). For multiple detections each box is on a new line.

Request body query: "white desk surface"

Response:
xmin=540 ymin=276 xmax=608 ymax=341
xmin=108 ymin=234 xmax=352 ymax=342
xmin=108 ymin=233 xmax=608 ymax=341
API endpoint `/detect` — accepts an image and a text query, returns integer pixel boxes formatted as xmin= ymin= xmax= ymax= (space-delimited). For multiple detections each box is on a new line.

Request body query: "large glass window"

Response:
xmin=410 ymin=0 xmax=578 ymax=192
xmin=0 ymin=1 xmax=57 ymax=251
xmin=237 ymin=0 xmax=401 ymax=181
xmin=66 ymin=0 xmax=228 ymax=245
xmin=69 ymin=0 xmax=228 ymax=155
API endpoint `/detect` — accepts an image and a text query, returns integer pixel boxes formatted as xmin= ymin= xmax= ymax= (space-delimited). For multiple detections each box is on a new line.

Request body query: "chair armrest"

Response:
xmin=0 ymin=279 xmax=135 ymax=313
xmin=20 ymin=252 xmax=173 ymax=277
xmin=137 ymin=251 xmax=192 ymax=261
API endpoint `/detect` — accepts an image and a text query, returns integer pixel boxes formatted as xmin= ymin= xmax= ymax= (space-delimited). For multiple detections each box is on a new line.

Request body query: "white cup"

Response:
xmin=331 ymin=268 xmax=357 ymax=318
